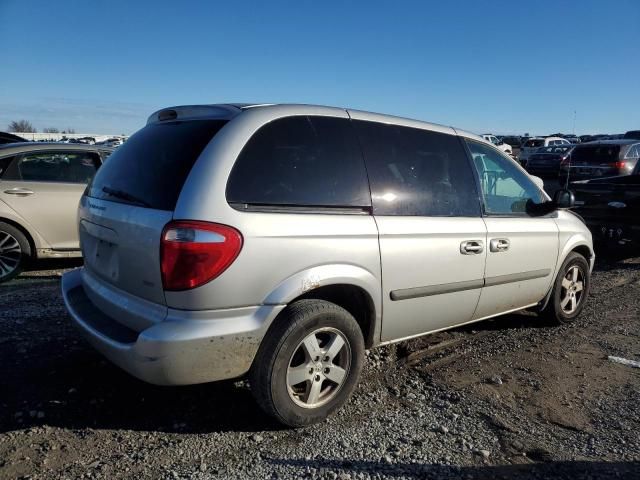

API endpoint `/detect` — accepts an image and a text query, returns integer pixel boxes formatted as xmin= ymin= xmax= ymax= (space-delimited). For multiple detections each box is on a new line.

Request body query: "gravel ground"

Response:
xmin=1 ymin=252 xmax=639 ymax=480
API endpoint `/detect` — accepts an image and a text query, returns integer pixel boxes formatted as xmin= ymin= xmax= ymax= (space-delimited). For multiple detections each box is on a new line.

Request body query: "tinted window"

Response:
xmin=539 ymin=146 xmax=570 ymax=154
xmin=466 ymin=140 xmax=544 ymax=215
xmin=525 ymin=139 xmax=544 ymax=148
xmin=226 ymin=116 xmax=370 ymax=208
xmin=0 ymin=156 xmax=15 ymax=178
xmin=571 ymin=144 xmax=621 ymax=164
xmin=354 ymin=120 xmax=480 ymax=216
xmin=89 ymin=120 xmax=226 ymax=210
xmin=9 ymin=151 xmax=100 ymax=183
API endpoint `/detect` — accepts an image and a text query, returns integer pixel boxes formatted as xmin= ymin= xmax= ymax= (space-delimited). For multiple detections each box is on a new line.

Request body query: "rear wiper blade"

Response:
xmin=101 ymin=186 xmax=151 ymax=207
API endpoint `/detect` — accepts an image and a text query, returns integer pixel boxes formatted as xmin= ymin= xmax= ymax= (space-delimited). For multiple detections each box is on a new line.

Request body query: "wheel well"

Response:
xmin=571 ymin=245 xmax=592 ymax=262
xmin=0 ymin=217 xmax=35 ymax=258
xmin=295 ymin=284 xmax=377 ymax=348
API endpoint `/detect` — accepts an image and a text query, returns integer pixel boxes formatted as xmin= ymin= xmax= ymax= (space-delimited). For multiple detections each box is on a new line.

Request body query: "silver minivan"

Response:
xmin=62 ymin=104 xmax=594 ymax=426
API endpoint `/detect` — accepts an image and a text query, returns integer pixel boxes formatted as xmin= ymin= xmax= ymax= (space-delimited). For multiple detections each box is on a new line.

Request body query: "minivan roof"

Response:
xmin=147 ymin=103 xmax=488 ymax=144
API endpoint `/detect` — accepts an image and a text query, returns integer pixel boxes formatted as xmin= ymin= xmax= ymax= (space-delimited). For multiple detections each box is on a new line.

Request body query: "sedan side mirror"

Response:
xmin=553 ymin=188 xmax=575 ymax=209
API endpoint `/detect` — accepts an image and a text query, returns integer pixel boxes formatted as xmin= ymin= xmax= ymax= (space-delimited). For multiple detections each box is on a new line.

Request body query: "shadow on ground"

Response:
xmin=268 ymin=458 xmax=640 ymax=479
xmin=0 ymin=343 xmax=281 ymax=434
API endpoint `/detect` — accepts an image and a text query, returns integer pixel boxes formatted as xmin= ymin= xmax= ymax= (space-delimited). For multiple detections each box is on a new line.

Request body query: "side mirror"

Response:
xmin=553 ymin=188 xmax=574 ymax=209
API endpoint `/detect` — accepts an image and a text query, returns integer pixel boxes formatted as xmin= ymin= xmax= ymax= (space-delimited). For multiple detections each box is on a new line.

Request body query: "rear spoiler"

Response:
xmin=146 ymin=105 xmax=243 ymax=125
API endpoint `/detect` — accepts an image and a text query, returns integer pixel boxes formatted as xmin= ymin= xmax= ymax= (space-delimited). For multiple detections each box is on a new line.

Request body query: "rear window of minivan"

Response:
xmin=571 ymin=144 xmax=621 ymax=164
xmin=88 ymin=120 xmax=227 ymax=210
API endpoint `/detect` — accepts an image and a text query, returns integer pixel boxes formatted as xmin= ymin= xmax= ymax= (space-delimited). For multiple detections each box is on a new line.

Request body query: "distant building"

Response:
xmin=9 ymin=132 xmax=127 ymax=143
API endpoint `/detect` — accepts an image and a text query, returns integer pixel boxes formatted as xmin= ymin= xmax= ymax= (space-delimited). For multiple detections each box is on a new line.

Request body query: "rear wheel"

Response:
xmin=542 ymin=252 xmax=590 ymax=324
xmin=250 ymin=299 xmax=364 ymax=427
xmin=0 ymin=222 xmax=30 ymax=283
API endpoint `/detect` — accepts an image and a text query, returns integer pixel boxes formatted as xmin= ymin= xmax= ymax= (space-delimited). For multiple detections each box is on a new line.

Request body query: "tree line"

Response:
xmin=7 ymin=120 xmax=75 ymax=134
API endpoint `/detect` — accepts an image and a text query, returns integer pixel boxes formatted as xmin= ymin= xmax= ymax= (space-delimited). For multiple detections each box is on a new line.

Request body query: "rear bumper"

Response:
xmin=61 ymin=268 xmax=285 ymax=385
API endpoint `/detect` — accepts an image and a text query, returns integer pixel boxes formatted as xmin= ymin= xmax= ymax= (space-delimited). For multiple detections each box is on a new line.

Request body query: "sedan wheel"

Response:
xmin=0 ymin=231 xmax=22 ymax=280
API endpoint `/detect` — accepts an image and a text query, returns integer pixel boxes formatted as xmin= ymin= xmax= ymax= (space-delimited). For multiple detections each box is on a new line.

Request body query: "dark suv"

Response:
xmin=559 ymin=140 xmax=640 ymax=183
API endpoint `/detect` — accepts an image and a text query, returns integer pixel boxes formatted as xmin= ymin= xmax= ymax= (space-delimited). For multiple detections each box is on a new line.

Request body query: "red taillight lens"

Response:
xmin=161 ymin=221 xmax=243 ymax=291
xmin=608 ymin=161 xmax=626 ymax=169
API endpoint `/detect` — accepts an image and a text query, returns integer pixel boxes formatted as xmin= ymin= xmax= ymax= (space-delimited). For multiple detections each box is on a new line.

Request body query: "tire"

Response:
xmin=542 ymin=252 xmax=590 ymax=324
xmin=249 ymin=299 xmax=365 ymax=427
xmin=0 ymin=222 xmax=30 ymax=283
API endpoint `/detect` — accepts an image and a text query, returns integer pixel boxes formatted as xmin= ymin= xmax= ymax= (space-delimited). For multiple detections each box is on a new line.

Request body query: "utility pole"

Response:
xmin=572 ymin=110 xmax=577 ymax=135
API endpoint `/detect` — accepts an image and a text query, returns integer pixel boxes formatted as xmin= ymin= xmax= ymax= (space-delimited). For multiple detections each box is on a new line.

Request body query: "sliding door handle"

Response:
xmin=460 ymin=240 xmax=484 ymax=255
xmin=490 ymin=238 xmax=510 ymax=252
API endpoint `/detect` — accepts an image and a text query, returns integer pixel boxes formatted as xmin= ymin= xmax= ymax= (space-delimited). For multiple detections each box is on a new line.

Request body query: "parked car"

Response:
xmin=572 ymin=161 xmax=640 ymax=247
xmin=519 ymin=137 xmax=571 ymax=164
xmin=624 ymin=130 xmax=640 ymax=140
xmin=481 ymin=134 xmax=513 ymax=156
xmin=0 ymin=132 xmax=27 ymax=145
xmin=61 ymin=103 xmax=593 ymax=427
xmin=524 ymin=145 xmax=573 ymax=177
xmin=559 ymin=140 xmax=640 ymax=183
xmin=501 ymin=136 xmax=522 ymax=149
xmin=0 ymin=143 xmax=112 ymax=281
xmin=563 ymin=135 xmax=581 ymax=144
xmin=97 ymin=137 xmax=124 ymax=148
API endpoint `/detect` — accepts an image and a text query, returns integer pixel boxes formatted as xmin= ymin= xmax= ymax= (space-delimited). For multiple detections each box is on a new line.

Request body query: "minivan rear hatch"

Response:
xmin=81 ymin=119 xmax=228 ymax=306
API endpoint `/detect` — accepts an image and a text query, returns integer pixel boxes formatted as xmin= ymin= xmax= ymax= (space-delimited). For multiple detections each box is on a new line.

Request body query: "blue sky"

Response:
xmin=1 ymin=0 xmax=638 ymax=135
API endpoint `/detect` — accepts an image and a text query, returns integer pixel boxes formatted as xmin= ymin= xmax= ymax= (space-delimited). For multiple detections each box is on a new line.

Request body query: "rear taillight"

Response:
xmin=161 ymin=221 xmax=243 ymax=291
xmin=608 ymin=161 xmax=626 ymax=169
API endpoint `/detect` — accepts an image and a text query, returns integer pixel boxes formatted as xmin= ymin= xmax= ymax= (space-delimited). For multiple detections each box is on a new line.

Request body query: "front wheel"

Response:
xmin=249 ymin=299 xmax=365 ymax=427
xmin=542 ymin=252 xmax=590 ymax=324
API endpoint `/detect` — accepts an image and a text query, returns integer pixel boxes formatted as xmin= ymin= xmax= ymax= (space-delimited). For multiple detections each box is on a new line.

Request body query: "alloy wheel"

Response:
xmin=560 ymin=265 xmax=585 ymax=314
xmin=0 ymin=231 xmax=21 ymax=279
xmin=286 ymin=327 xmax=351 ymax=409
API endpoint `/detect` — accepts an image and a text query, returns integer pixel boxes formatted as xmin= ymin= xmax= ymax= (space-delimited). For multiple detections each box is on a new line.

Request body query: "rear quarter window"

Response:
xmin=226 ymin=116 xmax=370 ymax=209
xmin=89 ymin=120 xmax=227 ymax=210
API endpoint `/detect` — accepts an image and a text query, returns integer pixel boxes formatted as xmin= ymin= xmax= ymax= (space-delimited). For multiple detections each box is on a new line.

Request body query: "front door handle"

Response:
xmin=4 ymin=188 xmax=34 ymax=196
xmin=460 ymin=240 xmax=484 ymax=255
xmin=490 ymin=238 xmax=510 ymax=252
